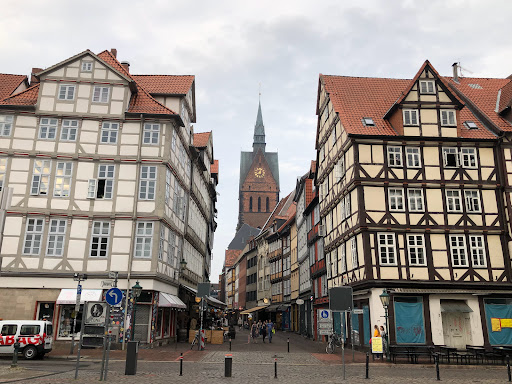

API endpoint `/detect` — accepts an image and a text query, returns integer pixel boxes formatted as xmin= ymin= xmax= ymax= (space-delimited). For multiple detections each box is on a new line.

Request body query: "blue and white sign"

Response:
xmin=77 ymin=284 xmax=82 ymax=295
xmin=106 ymin=287 xmax=123 ymax=306
xmin=321 ymin=310 xmax=329 ymax=319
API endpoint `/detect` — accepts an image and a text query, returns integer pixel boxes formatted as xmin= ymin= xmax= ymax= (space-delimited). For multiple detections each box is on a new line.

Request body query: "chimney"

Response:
xmin=452 ymin=62 xmax=459 ymax=83
xmin=111 ymin=48 xmax=117 ymax=58
xmin=30 ymin=68 xmax=43 ymax=86
xmin=121 ymin=61 xmax=130 ymax=73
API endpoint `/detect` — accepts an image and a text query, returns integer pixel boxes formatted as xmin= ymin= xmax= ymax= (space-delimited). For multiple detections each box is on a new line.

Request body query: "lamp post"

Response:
xmin=379 ymin=289 xmax=391 ymax=362
xmin=70 ymin=273 xmax=87 ymax=354
xmin=131 ymin=281 xmax=143 ymax=341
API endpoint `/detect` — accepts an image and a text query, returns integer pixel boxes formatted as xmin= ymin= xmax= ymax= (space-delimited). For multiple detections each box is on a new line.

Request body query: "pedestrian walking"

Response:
xmin=238 ymin=317 xmax=243 ymax=330
xmin=380 ymin=325 xmax=387 ymax=358
xmin=267 ymin=320 xmax=274 ymax=343
xmin=251 ymin=321 xmax=258 ymax=343
xmin=262 ymin=320 xmax=268 ymax=343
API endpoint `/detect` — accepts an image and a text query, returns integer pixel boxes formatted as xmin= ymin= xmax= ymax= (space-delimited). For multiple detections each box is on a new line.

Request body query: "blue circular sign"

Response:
xmin=106 ymin=287 xmax=123 ymax=306
xmin=321 ymin=310 xmax=329 ymax=319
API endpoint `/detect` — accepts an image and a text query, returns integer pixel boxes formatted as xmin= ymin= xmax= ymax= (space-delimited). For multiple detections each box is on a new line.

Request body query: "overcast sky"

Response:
xmin=2 ymin=0 xmax=512 ymax=283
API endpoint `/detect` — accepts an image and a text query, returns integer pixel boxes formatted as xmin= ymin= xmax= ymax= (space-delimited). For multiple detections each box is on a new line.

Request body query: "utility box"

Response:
xmin=125 ymin=341 xmax=139 ymax=375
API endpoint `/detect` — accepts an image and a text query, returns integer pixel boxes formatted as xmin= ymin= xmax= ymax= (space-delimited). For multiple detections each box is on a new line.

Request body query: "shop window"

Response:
xmin=156 ymin=308 xmax=163 ymax=339
xmin=58 ymin=305 xmax=83 ymax=338
xmin=137 ymin=291 xmax=153 ymax=303
xmin=37 ymin=302 xmax=55 ymax=322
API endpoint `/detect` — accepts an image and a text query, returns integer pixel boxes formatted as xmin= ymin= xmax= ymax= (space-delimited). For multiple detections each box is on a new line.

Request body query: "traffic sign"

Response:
xmin=105 ymin=287 xmax=123 ymax=306
xmin=77 ymin=284 xmax=82 ymax=294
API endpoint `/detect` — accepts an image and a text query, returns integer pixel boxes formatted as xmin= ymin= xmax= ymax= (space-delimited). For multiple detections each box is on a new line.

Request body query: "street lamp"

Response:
xmin=379 ymin=289 xmax=391 ymax=361
xmin=180 ymin=258 xmax=187 ymax=271
xmin=131 ymin=281 xmax=143 ymax=341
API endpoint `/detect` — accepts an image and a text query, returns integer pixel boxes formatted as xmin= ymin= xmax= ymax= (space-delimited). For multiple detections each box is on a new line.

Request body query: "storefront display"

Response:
xmin=58 ymin=304 xmax=83 ymax=338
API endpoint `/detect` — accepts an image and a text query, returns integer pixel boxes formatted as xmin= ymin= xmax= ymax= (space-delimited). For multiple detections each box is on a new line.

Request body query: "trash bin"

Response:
xmin=125 ymin=341 xmax=139 ymax=375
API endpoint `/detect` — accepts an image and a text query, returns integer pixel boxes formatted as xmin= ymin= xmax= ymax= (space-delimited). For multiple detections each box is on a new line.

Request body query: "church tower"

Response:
xmin=237 ymin=101 xmax=280 ymax=230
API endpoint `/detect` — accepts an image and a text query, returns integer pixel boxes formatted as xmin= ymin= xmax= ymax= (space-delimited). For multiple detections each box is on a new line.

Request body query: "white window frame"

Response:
xmin=407 ymin=188 xmax=425 ymax=212
xmin=0 ymin=115 xmax=13 ymax=136
xmin=419 ymin=80 xmax=435 ymax=94
xmin=407 ymin=234 xmax=426 ymax=266
xmin=340 ymin=243 xmax=347 ymax=273
xmin=165 ymin=168 xmax=171 ymax=205
xmin=345 ymin=194 xmax=351 ymax=218
xmin=88 ymin=164 xmax=115 ymax=199
xmin=406 ymin=147 xmax=421 ymax=168
xmin=89 ymin=221 xmax=111 ymax=257
xmin=46 ymin=219 xmax=67 ymax=257
xmin=441 ymin=109 xmax=457 ymax=126
xmin=464 ymin=190 xmax=481 ymax=213
xmin=100 ymin=122 xmax=119 ymax=144
xmin=443 ymin=147 xmax=459 ymax=168
xmin=38 ymin=118 xmax=58 ymax=140
xmin=403 ymin=109 xmax=419 ymax=125
xmin=326 ymin=252 xmax=332 ymax=279
xmin=449 ymin=235 xmax=468 ymax=267
xmin=60 ymin=119 xmax=78 ymax=141
xmin=81 ymin=61 xmax=93 ymax=72
xmin=378 ymin=233 xmax=397 ymax=266
xmin=23 ymin=218 xmax=44 ymax=255
xmin=143 ymin=123 xmax=160 ymax=145
xmin=139 ymin=166 xmax=157 ymax=200
xmin=58 ymin=84 xmax=75 ymax=100
xmin=134 ymin=221 xmax=154 ymax=258
xmin=332 ymin=248 xmax=338 ymax=276
xmin=388 ymin=188 xmax=405 ymax=212
xmin=53 ymin=162 xmax=73 ymax=197
xmin=351 ymin=237 xmax=358 ymax=269
xmin=469 ymin=235 xmax=486 ymax=268
xmin=92 ymin=86 xmax=110 ymax=103
xmin=460 ymin=148 xmax=478 ymax=169
xmin=31 ymin=159 xmax=51 ymax=195
xmin=0 ymin=157 xmax=7 ymax=191
xmin=387 ymin=146 xmax=402 ymax=167
xmin=446 ymin=189 xmax=462 ymax=212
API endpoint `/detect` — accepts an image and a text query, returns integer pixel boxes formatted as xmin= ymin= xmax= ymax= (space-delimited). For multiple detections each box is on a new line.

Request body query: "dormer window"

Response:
xmin=58 ymin=84 xmax=75 ymax=100
xmin=441 ymin=110 xmax=456 ymax=126
xmin=81 ymin=61 xmax=93 ymax=72
xmin=464 ymin=121 xmax=478 ymax=129
xmin=419 ymin=80 xmax=435 ymax=94
xmin=403 ymin=109 xmax=418 ymax=125
xmin=363 ymin=117 xmax=375 ymax=126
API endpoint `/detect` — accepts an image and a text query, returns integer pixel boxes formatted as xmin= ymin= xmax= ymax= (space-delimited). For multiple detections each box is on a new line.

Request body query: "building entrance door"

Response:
xmin=442 ymin=312 xmax=472 ymax=349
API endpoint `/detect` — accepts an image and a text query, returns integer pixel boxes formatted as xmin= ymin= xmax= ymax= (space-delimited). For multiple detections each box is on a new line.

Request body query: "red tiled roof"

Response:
xmin=262 ymin=192 xmax=294 ymax=232
xmin=498 ymin=80 xmax=512 ymax=113
xmin=0 ymin=84 xmax=39 ymax=106
xmin=447 ymin=77 xmax=512 ymax=133
xmin=194 ymin=132 xmax=211 ymax=147
xmin=277 ymin=203 xmax=296 ymax=232
xmin=0 ymin=74 xmax=27 ymax=100
xmin=310 ymin=160 xmax=316 ymax=174
xmin=224 ymin=249 xmax=242 ymax=268
xmin=132 ymin=75 xmax=194 ymax=95
xmin=211 ymin=159 xmax=219 ymax=174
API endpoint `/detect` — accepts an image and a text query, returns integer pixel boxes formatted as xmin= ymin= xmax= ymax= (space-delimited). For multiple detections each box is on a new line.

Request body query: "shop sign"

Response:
xmin=296 ymin=299 xmax=305 ymax=305
xmin=85 ymin=302 xmax=107 ymax=325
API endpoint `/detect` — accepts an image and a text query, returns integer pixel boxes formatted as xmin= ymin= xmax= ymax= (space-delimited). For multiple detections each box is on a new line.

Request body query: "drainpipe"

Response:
xmin=122 ymin=113 xmax=145 ymax=350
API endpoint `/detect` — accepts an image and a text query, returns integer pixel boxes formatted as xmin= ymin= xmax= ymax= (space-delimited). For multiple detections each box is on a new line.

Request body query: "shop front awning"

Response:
xmin=441 ymin=301 xmax=473 ymax=313
xmin=265 ymin=304 xmax=279 ymax=312
xmin=181 ymin=284 xmax=226 ymax=308
xmin=277 ymin=304 xmax=291 ymax=311
xmin=56 ymin=289 xmax=103 ymax=305
xmin=159 ymin=292 xmax=186 ymax=309
xmin=240 ymin=305 xmax=269 ymax=315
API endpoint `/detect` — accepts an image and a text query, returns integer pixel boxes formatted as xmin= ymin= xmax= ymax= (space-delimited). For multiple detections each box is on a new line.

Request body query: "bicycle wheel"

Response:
xmin=190 ymin=338 xmax=197 ymax=349
xmin=326 ymin=342 xmax=335 ymax=354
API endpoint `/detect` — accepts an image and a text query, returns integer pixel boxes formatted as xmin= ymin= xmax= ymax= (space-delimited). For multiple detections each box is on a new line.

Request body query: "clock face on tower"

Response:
xmin=254 ymin=167 xmax=265 ymax=178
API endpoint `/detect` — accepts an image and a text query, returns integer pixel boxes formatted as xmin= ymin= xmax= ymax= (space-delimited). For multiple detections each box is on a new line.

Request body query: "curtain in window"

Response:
xmin=394 ymin=301 xmax=426 ymax=344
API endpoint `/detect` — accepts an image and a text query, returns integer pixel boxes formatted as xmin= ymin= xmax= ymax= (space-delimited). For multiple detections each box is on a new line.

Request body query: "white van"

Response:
xmin=0 ymin=320 xmax=53 ymax=359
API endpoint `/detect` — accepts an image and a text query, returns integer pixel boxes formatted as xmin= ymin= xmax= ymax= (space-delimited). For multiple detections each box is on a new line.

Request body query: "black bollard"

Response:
xmin=11 ymin=339 xmax=20 ymax=368
xmin=435 ymin=354 xmax=440 ymax=381
xmin=225 ymin=354 xmax=232 ymax=377
xmin=125 ymin=341 xmax=139 ymax=375
xmin=507 ymin=355 xmax=511 ymax=382
xmin=179 ymin=353 xmax=183 ymax=376
xmin=274 ymin=358 xmax=277 ymax=379
xmin=287 ymin=338 xmax=290 ymax=353
xmin=229 ymin=338 xmax=232 ymax=351
xmin=365 ymin=352 xmax=369 ymax=379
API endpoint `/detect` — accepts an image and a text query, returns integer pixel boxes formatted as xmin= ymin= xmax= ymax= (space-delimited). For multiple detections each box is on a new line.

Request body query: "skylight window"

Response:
xmin=363 ymin=117 xmax=375 ymax=126
xmin=465 ymin=121 xmax=478 ymax=129
xmin=468 ymin=83 xmax=483 ymax=89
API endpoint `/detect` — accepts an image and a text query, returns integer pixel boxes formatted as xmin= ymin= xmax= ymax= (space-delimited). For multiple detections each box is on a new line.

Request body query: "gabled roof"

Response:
xmin=132 ymin=75 xmax=194 ymax=95
xmin=0 ymin=84 xmax=39 ymax=107
xmin=194 ymin=132 xmax=211 ymax=148
xmin=261 ymin=192 xmax=294 ymax=232
xmin=0 ymin=74 xmax=27 ymax=100
xmin=228 ymin=223 xmax=260 ymax=250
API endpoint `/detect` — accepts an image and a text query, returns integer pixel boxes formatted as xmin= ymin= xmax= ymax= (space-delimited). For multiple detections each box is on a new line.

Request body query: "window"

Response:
xmin=81 ymin=61 xmax=93 ymax=72
xmin=469 ymin=235 xmax=486 ymax=267
xmin=31 ymin=159 xmax=51 ymax=195
xmin=419 ymin=80 xmax=435 ymax=94
xmin=464 ymin=190 xmax=481 ymax=213
xmin=331 ymin=126 xmax=336 ymax=147
xmin=258 ymin=197 xmax=261 ymax=212
xmin=171 ymin=129 xmax=177 ymax=152
xmin=388 ymin=188 xmax=404 ymax=211
xmin=464 ymin=121 xmax=478 ymax=130
xmin=172 ymin=178 xmax=186 ymax=220
xmin=135 ymin=222 xmax=153 ymax=258
xmin=143 ymin=123 xmax=160 ymax=145
xmin=363 ymin=117 xmax=375 ymax=126
xmin=441 ymin=110 xmax=456 ymax=126
xmin=266 ymin=197 xmax=269 ymax=212
xmin=408 ymin=189 xmax=424 ymax=212
xmin=100 ymin=122 xmax=119 ymax=144
xmin=443 ymin=147 xmax=459 ymax=168
xmin=331 ymin=249 xmax=338 ymax=276
xmin=406 ymin=147 xmax=421 ymax=168
xmin=23 ymin=218 xmax=44 ymax=255
xmin=1 ymin=324 xmax=17 ymax=335
xmin=387 ymin=146 xmax=402 ymax=167
xmin=351 ymin=237 xmax=358 ymax=269
xmin=54 ymin=162 xmax=73 ymax=197
xmin=0 ymin=115 xmax=13 ymax=136
xmin=403 ymin=109 xmax=418 ymax=125
xmin=336 ymin=156 xmax=345 ymax=182
xmin=460 ymin=148 xmax=477 ymax=169
xmin=340 ymin=243 xmax=347 ymax=273
xmin=407 ymin=234 xmax=426 ymax=266
xmin=38 ymin=118 xmax=58 ymax=140
xmin=446 ymin=190 xmax=462 ymax=212
xmin=88 ymin=164 xmax=115 ymax=199
xmin=46 ymin=219 xmax=67 ymax=257
xmin=449 ymin=235 xmax=468 ymax=267
xmin=90 ymin=221 xmax=110 ymax=257
xmin=92 ymin=86 xmax=110 ymax=103
xmin=139 ymin=166 xmax=157 ymax=200
xmin=60 ymin=120 xmax=78 ymax=141
xmin=20 ymin=325 xmax=40 ymax=336
xmin=58 ymin=84 xmax=75 ymax=100
xmin=168 ymin=230 xmax=177 ymax=266
xmin=345 ymin=194 xmax=351 ymax=218
xmin=165 ymin=169 xmax=171 ymax=205
xmin=249 ymin=196 xmax=253 ymax=211
xmin=378 ymin=233 xmax=396 ymax=265
xmin=0 ymin=157 xmax=7 ymax=191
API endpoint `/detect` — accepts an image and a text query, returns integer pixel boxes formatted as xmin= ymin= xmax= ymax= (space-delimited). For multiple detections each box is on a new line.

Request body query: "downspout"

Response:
xmin=122 ymin=113 xmax=144 ymax=350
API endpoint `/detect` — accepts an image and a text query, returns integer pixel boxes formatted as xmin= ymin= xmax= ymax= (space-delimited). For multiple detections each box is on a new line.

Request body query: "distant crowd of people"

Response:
xmin=237 ymin=318 xmax=275 ymax=344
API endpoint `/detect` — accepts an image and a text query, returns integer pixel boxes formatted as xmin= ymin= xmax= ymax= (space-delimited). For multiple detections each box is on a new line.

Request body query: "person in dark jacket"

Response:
xmin=262 ymin=320 xmax=268 ymax=343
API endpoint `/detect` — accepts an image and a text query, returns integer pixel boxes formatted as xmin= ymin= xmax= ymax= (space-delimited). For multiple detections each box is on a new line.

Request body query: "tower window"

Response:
xmin=266 ymin=197 xmax=269 ymax=212
xmin=258 ymin=197 xmax=261 ymax=212
xmin=249 ymin=197 xmax=253 ymax=212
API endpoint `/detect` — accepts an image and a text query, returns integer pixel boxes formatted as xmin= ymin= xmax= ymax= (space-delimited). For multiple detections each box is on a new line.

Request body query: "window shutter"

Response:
xmin=87 ymin=179 xmax=97 ymax=199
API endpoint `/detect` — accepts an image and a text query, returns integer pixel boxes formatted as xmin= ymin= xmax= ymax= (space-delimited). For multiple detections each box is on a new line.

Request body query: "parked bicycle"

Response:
xmin=190 ymin=330 xmax=200 ymax=349
xmin=326 ymin=332 xmax=343 ymax=354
